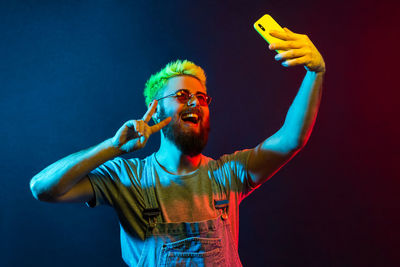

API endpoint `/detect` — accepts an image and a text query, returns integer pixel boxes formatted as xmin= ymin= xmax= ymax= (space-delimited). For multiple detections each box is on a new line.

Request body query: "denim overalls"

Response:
xmin=135 ymin=162 xmax=243 ymax=266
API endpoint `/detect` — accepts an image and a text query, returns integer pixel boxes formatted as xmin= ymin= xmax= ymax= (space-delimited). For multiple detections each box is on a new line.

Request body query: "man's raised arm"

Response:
xmin=29 ymin=100 xmax=171 ymax=203
xmin=248 ymin=27 xmax=326 ymax=186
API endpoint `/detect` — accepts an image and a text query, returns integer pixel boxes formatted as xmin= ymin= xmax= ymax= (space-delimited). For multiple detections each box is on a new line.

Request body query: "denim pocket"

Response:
xmin=159 ymin=237 xmax=225 ymax=266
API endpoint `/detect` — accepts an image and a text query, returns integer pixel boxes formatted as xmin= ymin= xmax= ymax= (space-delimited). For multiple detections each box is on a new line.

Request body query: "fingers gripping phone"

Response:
xmin=253 ymin=14 xmax=285 ymax=53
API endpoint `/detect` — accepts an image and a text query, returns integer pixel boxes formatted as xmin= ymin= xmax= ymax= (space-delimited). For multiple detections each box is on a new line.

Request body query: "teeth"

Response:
xmin=182 ymin=113 xmax=198 ymax=119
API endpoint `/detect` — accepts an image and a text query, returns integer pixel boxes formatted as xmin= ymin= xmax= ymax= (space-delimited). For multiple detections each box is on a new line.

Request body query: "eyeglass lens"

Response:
xmin=176 ymin=91 xmax=209 ymax=106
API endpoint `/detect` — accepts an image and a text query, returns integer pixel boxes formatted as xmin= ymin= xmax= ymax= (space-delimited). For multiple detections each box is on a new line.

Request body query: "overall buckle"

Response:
xmin=214 ymin=200 xmax=229 ymax=220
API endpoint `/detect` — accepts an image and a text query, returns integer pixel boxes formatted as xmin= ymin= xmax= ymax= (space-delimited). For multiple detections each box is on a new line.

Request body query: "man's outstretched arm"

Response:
xmin=248 ymin=27 xmax=326 ymax=185
xmin=30 ymin=100 xmax=170 ymax=203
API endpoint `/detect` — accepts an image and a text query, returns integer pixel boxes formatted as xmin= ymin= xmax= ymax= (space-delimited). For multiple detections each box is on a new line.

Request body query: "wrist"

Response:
xmin=307 ymin=69 xmax=326 ymax=76
xmin=103 ymin=138 xmax=125 ymax=157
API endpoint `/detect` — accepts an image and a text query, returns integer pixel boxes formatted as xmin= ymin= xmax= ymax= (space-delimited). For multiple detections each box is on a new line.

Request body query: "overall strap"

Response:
xmin=141 ymin=155 xmax=162 ymax=227
xmin=209 ymin=164 xmax=231 ymax=218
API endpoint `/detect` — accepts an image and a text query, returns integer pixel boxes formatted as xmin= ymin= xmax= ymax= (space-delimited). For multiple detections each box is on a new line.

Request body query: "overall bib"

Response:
xmin=136 ymin=162 xmax=243 ymax=266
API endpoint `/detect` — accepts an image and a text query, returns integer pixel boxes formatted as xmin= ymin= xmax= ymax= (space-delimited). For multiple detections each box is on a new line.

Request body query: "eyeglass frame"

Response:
xmin=155 ymin=89 xmax=212 ymax=106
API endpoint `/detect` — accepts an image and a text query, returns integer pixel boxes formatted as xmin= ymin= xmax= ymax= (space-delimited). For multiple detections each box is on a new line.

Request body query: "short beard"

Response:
xmin=158 ymin=105 xmax=210 ymax=157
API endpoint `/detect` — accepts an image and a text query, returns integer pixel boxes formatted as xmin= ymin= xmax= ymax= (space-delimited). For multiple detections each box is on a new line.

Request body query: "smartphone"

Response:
xmin=253 ymin=14 xmax=285 ymax=53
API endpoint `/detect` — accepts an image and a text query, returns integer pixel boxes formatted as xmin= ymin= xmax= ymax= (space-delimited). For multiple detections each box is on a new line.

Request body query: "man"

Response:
xmin=30 ymin=27 xmax=325 ymax=266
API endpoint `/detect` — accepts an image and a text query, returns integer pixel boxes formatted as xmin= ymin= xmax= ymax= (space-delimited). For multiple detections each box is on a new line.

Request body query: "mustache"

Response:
xmin=180 ymin=107 xmax=203 ymax=118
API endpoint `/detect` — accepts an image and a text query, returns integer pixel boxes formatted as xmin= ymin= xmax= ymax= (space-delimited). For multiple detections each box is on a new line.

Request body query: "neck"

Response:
xmin=156 ymin=134 xmax=202 ymax=175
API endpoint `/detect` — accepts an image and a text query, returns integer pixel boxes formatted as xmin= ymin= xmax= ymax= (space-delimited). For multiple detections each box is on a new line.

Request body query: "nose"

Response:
xmin=187 ymin=94 xmax=200 ymax=107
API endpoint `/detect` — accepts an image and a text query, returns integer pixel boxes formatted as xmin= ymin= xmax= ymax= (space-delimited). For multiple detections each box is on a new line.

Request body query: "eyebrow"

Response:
xmin=177 ymin=89 xmax=207 ymax=95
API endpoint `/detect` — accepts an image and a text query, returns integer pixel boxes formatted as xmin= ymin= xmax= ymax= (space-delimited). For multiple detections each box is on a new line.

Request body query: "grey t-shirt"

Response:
xmin=87 ymin=149 xmax=258 ymax=263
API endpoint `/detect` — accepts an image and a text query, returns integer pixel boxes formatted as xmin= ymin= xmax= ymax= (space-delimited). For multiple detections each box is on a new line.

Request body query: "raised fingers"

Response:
xmin=142 ymin=100 xmax=158 ymax=123
xmin=150 ymin=117 xmax=171 ymax=134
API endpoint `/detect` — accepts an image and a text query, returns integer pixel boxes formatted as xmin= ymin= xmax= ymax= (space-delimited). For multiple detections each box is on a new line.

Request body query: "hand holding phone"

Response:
xmin=253 ymin=14 xmax=285 ymax=54
xmin=253 ymin=14 xmax=326 ymax=72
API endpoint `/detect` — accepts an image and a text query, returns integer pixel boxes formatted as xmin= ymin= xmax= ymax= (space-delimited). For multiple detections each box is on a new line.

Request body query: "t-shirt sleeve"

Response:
xmin=85 ymin=157 xmax=143 ymax=208
xmin=85 ymin=157 xmax=149 ymax=240
xmin=211 ymin=149 xmax=259 ymax=201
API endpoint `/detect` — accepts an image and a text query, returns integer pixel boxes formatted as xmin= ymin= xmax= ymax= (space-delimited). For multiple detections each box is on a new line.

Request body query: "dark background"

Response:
xmin=1 ymin=0 xmax=399 ymax=266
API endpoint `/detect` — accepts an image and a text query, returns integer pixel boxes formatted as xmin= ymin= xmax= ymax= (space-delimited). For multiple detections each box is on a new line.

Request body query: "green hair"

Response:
xmin=144 ymin=59 xmax=207 ymax=106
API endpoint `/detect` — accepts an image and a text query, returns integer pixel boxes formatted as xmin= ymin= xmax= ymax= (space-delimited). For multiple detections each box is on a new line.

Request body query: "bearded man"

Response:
xmin=30 ymin=28 xmax=325 ymax=266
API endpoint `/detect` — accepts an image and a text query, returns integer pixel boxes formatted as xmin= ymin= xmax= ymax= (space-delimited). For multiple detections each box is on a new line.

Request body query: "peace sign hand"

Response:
xmin=269 ymin=27 xmax=326 ymax=73
xmin=111 ymin=100 xmax=171 ymax=154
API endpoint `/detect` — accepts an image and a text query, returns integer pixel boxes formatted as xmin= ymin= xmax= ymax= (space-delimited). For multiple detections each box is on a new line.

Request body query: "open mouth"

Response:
xmin=181 ymin=113 xmax=200 ymax=124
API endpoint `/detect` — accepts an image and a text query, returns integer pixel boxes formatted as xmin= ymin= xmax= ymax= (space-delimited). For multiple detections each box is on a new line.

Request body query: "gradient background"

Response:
xmin=1 ymin=0 xmax=399 ymax=266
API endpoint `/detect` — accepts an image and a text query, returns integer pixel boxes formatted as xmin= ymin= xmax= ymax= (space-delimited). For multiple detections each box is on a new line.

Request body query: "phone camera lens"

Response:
xmin=258 ymin=24 xmax=265 ymax=31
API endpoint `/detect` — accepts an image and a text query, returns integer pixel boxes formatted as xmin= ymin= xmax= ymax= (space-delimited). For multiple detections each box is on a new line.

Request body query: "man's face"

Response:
xmin=156 ymin=75 xmax=210 ymax=156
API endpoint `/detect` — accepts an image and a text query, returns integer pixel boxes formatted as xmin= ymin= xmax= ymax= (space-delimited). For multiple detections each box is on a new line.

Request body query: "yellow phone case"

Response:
xmin=253 ymin=14 xmax=285 ymax=53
